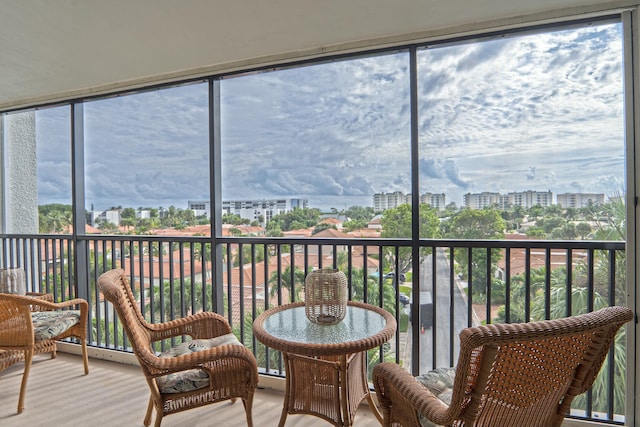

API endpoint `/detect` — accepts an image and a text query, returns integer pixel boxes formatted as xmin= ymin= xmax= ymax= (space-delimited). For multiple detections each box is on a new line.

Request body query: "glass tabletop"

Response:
xmin=262 ymin=305 xmax=387 ymax=345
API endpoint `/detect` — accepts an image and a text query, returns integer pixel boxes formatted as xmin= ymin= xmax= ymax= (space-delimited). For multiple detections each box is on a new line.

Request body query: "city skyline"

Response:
xmin=79 ymin=187 xmax=609 ymax=216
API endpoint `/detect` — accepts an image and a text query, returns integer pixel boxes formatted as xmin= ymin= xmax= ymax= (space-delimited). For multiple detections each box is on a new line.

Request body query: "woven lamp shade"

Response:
xmin=304 ymin=269 xmax=348 ymax=325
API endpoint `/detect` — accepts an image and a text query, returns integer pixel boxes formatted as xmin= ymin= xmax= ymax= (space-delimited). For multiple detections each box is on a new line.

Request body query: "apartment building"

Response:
xmin=373 ymin=191 xmax=445 ymax=212
xmin=501 ymin=190 xmax=553 ymax=209
xmin=189 ymin=198 xmax=308 ymax=224
xmin=373 ymin=191 xmax=409 ymax=212
xmin=557 ymin=192 xmax=605 ymax=208
xmin=463 ymin=192 xmax=501 ymax=209
xmin=420 ymin=193 xmax=446 ymax=210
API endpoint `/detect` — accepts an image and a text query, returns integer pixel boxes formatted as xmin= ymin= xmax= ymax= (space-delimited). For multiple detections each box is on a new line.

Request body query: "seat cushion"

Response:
xmin=415 ymin=367 xmax=456 ymax=427
xmin=31 ymin=310 xmax=81 ymax=341
xmin=156 ymin=333 xmax=241 ymax=394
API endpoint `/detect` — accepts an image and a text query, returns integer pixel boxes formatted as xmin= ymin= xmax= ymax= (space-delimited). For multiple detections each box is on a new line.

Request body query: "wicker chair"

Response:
xmin=0 ymin=293 xmax=89 ymax=413
xmin=97 ymin=268 xmax=258 ymax=427
xmin=373 ymin=306 xmax=633 ymax=427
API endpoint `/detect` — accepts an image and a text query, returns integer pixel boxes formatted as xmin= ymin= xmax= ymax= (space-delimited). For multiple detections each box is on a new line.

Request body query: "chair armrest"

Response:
xmin=1 ymin=294 xmax=87 ymax=312
xmin=373 ymin=362 xmax=455 ymax=426
xmin=146 ymin=311 xmax=233 ymax=342
xmin=26 ymin=297 xmax=88 ymax=313
xmin=26 ymin=292 xmax=54 ymax=301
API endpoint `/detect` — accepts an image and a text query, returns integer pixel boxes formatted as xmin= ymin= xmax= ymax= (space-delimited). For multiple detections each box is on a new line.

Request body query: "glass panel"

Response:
xmin=220 ymin=53 xmax=411 ymax=234
xmin=417 ymin=21 xmax=625 ymax=420
xmin=419 ymin=24 xmax=624 ymax=228
xmin=84 ymin=83 xmax=209 ymax=235
xmin=37 ymin=106 xmax=72 ymax=233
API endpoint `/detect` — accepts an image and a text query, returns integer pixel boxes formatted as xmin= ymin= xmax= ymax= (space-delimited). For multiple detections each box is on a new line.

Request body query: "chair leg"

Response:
xmin=17 ymin=350 xmax=34 ymax=414
xmin=243 ymin=396 xmax=254 ymax=427
xmin=143 ymin=396 xmax=154 ymax=426
xmin=81 ymin=338 xmax=89 ymax=374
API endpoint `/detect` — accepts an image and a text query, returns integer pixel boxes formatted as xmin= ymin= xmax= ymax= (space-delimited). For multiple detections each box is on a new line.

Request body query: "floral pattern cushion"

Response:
xmin=415 ymin=367 xmax=456 ymax=427
xmin=156 ymin=333 xmax=241 ymax=394
xmin=31 ymin=310 xmax=81 ymax=341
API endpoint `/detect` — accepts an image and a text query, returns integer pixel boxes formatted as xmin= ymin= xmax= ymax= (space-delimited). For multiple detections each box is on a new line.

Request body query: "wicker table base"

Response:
xmin=253 ymin=302 xmax=396 ymax=427
xmin=280 ymin=350 xmax=378 ymax=427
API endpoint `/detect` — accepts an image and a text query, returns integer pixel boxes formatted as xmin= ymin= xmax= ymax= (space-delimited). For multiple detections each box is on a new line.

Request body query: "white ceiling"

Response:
xmin=0 ymin=0 xmax=629 ymax=111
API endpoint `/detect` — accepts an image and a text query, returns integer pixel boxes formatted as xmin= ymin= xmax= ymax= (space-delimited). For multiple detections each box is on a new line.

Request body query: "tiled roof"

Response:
xmin=282 ymin=228 xmax=313 ymax=237
xmin=312 ymin=228 xmax=351 ymax=238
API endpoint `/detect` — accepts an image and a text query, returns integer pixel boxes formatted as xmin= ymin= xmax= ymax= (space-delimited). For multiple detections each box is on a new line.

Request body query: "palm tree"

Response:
xmin=47 ymin=211 xmax=64 ymax=233
xmin=192 ymin=242 xmax=212 ymax=281
xmin=151 ymin=278 xmax=206 ymax=322
xmin=268 ymin=266 xmax=307 ymax=302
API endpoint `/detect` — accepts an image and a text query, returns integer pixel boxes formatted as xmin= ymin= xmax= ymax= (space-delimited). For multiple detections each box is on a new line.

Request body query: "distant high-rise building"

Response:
xmin=501 ymin=190 xmax=553 ymax=209
xmin=419 ymin=192 xmax=446 ymax=210
xmin=188 ymin=198 xmax=308 ymax=225
xmin=557 ymin=193 xmax=605 ymax=208
xmin=89 ymin=209 xmax=121 ymax=226
xmin=463 ymin=192 xmax=500 ymax=209
xmin=373 ymin=191 xmax=409 ymax=212
xmin=373 ymin=191 xmax=444 ymax=212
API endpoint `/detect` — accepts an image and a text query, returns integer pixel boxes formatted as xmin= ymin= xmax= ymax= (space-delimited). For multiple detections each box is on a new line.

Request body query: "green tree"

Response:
xmin=231 ymin=244 xmax=265 ymax=268
xmin=540 ymin=216 xmax=564 ymax=234
xmin=344 ymin=206 xmax=375 ymax=222
xmin=38 ymin=203 xmax=73 ymax=233
xmin=223 ymin=213 xmax=250 ymax=225
xmin=342 ymin=219 xmax=368 ymax=232
xmin=312 ymin=223 xmax=337 ymax=234
xmin=525 ymin=226 xmax=546 ymax=238
xmin=550 ymin=222 xmax=576 ymax=240
xmin=575 ymin=222 xmax=592 ymax=239
xmin=121 ymin=207 xmax=136 ymax=219
xmin=193 ymin=242 xmax=212 ymax=281
xmin=266 ymin=207 xmax=322 ymax=232
xmin=266 ymin=226 xmax=284 ymax=237
xmin=268 ymin=266 xmax=308 ymax=302
xmin=151 ymin=278 xmax=208 ymax=322
xmin=589 ymin=195 xmax=625 ymax=241
xmin=444 ymin=209 xmax=505 ymax=302
xmin=380 ymin=204 xmax=440 ymax=274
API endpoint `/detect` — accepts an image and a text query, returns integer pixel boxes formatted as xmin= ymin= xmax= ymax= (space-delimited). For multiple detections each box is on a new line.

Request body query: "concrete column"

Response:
xmin=3 ymin=111 xmax=38 ymax=234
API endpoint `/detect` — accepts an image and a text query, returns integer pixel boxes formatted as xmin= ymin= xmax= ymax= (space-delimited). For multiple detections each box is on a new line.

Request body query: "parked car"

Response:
xmin=383 ymin=271 xmax=406 ymax=283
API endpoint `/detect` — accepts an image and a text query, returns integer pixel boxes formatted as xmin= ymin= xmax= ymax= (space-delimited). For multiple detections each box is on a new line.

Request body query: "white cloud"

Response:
xmin=36 ymin=22 xmax=625 ymax=211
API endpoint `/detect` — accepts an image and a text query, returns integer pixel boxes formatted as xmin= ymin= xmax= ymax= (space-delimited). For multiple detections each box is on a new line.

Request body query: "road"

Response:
xmin=402 ymin=248 xmax=473 ymax=373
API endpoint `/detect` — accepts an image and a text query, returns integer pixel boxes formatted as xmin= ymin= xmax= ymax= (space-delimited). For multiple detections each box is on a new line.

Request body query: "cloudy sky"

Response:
xmin=35 ymin=20 xmax=625 ymax=212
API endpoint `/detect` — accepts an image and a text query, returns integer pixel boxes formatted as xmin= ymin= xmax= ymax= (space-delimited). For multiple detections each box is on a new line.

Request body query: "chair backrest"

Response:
xmin=97 ymin=269 xmax=157 ymax=373
xmin=0 ymin=294 xmax=35 ymax=349
xmin=0 ymin=268 xmax=27 ymax=295
xmin=447 ymin=306 xmax=633 ymax=427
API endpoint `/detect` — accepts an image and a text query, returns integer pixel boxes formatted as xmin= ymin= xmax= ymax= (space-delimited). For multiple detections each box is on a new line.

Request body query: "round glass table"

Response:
xmin=253 ymin=301 xmax=396 ymax=427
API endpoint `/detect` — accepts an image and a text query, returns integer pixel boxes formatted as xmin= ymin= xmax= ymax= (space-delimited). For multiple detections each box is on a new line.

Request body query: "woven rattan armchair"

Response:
xmin=373 ymin=306 xmax=633 ymax=427
xmin=0 ymin=293 xmax=89 ymax=413
xmin=0 ymin=292 xmax=54 ymax=371
xmin=97 ymin=268 xmax=258 ymax=427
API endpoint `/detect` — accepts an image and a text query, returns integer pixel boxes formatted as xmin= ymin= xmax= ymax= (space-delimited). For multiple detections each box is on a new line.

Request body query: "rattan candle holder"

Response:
xmin=304 ymin=268 xmax=348 ymax=325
